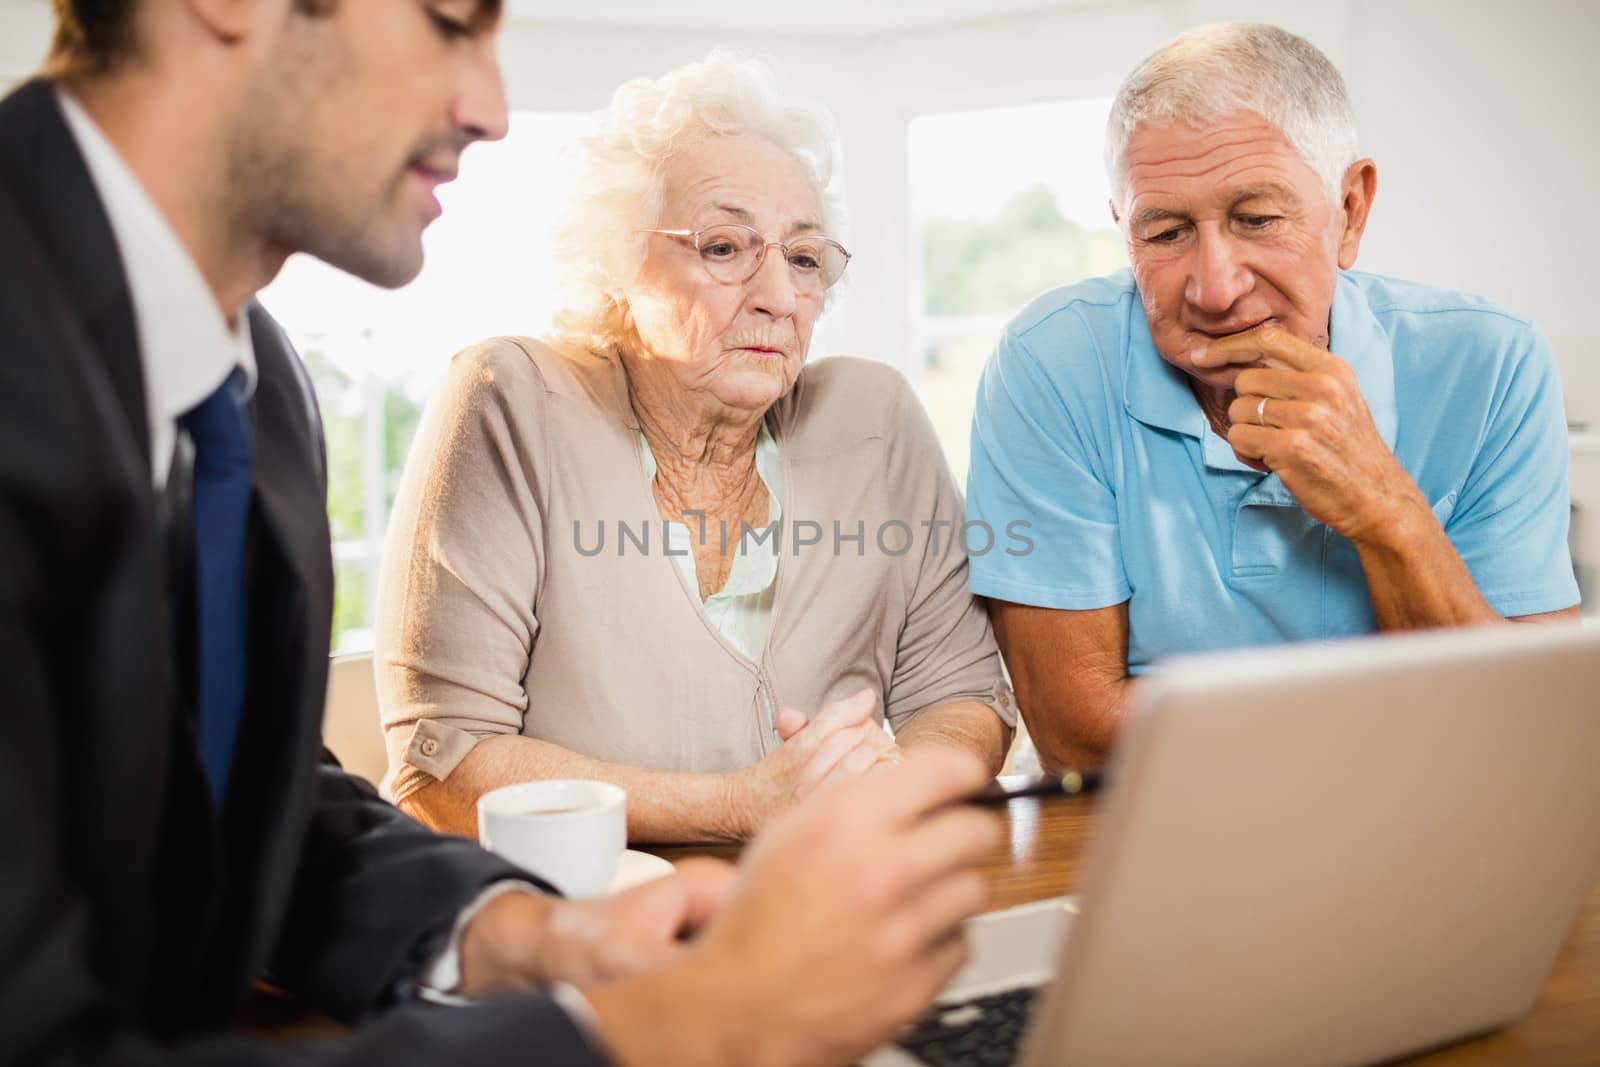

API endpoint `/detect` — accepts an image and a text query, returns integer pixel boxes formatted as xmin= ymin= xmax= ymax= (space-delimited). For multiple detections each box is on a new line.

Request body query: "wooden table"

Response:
xmin=656 ymin=792 xmax=1600 ymax=1066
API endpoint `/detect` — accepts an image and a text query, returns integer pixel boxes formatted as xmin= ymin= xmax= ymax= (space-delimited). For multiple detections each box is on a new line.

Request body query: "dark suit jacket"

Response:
xmin=0 ymin=79 xmax=606 ymax=1066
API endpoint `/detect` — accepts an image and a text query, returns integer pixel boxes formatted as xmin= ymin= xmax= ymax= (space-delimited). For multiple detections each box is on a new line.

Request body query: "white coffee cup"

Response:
xmin=477 ymin=780 xmax=627 ymax=898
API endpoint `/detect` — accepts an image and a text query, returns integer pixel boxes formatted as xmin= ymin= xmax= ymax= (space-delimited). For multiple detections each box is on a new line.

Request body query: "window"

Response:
xmin=909 ymin=97 xmax=1127 ymax=486
xmin=260 ymin=112 xmax=592 ymax=652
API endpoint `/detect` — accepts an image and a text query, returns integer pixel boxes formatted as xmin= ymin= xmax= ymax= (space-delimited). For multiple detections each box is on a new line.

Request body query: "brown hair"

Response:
xmin=45 ymin=0 xmax=503 ymax=79
xmin=45 ymin=0 xmax=135 ymax=77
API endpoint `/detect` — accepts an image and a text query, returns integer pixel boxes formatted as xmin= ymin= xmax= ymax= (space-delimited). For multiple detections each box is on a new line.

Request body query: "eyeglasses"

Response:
xmin=640 ymin=224 xmax=852 ymax=293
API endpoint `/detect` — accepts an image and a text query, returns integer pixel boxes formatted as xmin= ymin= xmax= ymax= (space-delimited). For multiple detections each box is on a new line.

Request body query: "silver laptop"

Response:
xmin=867 ymin=623 xmax=1600 ymax=1067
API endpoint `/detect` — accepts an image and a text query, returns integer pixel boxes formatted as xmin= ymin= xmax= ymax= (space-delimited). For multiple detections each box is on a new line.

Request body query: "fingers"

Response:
xmin=1224 ymin=423 xmax=1280 ymax=474
xmin=854 ymin=747 xmax=993 ymax=826
xmin=1191 ymin=325 xmax=1329 ymax=372
xmin=1225 ymin=421 xmax=1270 ymax=458
xmin=875 ymin=927 xmax=974 ymax=1040
xmin=775 ymin=706 xmax=810 ymax=742
xmin=916 ymin=929 xmax=974 ymax=1004
xmin=784 ymin=689 xmax=882 ymax=798
xmin=864 ymin=754 xmax=904 ymax=779
xmin=595 ymin=859 xmax=738 ymax=975
xmin=1233 ymin=366 xmax=1328 ymax=402
xmin=911 ymin=871 xmax=990 ymax=943
xmin=1230 ymin=393 xmax=1271 ymax=430
xmin=879 ymin=870 xmax=988 ymax=977
xmin=806 ymin=687 xmax=877 ymax=735
xmin=879 ymin=806 xmax=1003 ymax=903
xmin=795 ymin=721 xmax=889 ymax=798
xmin=595 ymin=920 xmax=700 ymax=982
xmin=1226 ymin=395 xmax=1319 ymax=430
xmin=658 ymin=858 xmax=738 ymax=934
xmin=833 ymin=734 xmax=890 ymax=779
xmin=807 ymin=733 xmax=900 ymax=796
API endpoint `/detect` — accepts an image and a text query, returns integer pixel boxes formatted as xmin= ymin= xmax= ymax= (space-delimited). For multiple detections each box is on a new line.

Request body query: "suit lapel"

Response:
xmin=206 ymin=306 xmax=333 ymax=996
xmin=0 ymin=79 xmax=205 ymax=805
xmin=0 ymin=80 xmax=151 ymax=473
xmin=0 ymin=77 xmax=232 ymax=1021
xmin=245 ymin=304 xmax=332 ymax=737
xmin=0 ymin=79 xmax=214 ymax=782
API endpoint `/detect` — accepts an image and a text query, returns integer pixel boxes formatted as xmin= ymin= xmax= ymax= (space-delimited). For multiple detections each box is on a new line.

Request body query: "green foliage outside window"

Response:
xmin=303 ymin=347 xmax=423 ymax=651
xmin=920 ymin=183 xmax=1125 ymax=485
xmin=923 ymin=184 xmax=1124 ymax=319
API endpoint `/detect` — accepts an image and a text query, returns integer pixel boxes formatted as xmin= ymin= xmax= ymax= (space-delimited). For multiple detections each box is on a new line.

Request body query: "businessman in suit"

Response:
xmin=0 ymin=2 xmax=1000 ymax=1065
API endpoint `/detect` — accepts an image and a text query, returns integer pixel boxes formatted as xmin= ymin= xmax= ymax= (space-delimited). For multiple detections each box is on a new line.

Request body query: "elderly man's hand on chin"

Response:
xmin=1186 ymin=325 xmax=1577 ymax=630
xmin=1192 ymin=325 xmax=1429 ymax=545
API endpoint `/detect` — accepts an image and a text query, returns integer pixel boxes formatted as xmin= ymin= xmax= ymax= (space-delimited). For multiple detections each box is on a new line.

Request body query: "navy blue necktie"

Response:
xmin=180 ymin=368 xmax=253 ymax=806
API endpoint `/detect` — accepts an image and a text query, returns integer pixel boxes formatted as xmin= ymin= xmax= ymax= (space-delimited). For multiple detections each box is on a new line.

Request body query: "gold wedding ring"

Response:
xmin=1256 ymin=396 xmax=1269 ymax=427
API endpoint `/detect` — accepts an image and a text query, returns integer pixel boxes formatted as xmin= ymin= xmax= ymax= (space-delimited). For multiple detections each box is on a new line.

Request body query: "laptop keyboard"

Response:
xmin=895 ymin=986 xmax=1039 ymax=1066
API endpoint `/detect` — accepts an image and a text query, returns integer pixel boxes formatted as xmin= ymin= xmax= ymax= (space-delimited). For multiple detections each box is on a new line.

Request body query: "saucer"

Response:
xmin=609 ymin=849 xmax=675 ymax=893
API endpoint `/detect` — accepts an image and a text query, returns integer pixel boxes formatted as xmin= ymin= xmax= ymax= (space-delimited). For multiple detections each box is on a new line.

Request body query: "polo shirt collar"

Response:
xmin=1327 ymin=270 xmax=1398 ymax=453
xmin=1122 ymin=291 xmax=1204 ymax=439
xmin=1123 ymin=269 xmax=1398 ymax=457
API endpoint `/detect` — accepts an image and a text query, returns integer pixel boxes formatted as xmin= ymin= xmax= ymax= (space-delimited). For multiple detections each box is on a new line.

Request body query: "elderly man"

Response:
xmin=966 ymin=22 xmax=1580 ymax=772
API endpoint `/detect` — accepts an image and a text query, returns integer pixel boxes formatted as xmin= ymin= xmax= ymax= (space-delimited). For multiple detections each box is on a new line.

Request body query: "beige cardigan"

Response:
xmin=375 ymin=338 xmax=1014 ymax=804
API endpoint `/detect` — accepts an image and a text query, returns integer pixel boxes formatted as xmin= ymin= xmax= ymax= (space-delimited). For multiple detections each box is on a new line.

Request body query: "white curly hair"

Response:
xmin=548 ymin=51 xmax=846 ymax=354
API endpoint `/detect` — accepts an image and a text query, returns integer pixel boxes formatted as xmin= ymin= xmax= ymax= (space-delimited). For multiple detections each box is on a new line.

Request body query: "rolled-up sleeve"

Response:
xmin=882 ymin=376 xmax=1016 ymax=733
xmin=375 ymin=340 xmax=548 ymax=804
xmin=966 ymin=316 xmax=1131 ymax=611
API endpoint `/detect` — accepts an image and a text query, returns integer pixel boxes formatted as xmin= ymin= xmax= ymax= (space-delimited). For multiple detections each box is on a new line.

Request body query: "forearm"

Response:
xmin=894 ymin=700 xmax=1013 ymax=775
xmin=989 ymin=600 xmax=1136 ymax=773
xmin=1355 ymin=504 xmax=1502 ymax=631
xmin=400 ymin=733 xmax=748 ymax=844
xmin=1023 ymin=673 xmax=1136 ymax=773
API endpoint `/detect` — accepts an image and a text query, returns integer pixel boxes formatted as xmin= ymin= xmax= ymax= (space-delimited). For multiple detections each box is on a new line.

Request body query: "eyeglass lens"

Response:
xmin=695 ymin=225 xmax=849 ymax=291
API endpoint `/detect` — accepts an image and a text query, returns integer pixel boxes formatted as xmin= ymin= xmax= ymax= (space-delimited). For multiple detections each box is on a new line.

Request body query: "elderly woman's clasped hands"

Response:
xmin=727 ymin=689 xmax=901 ymax=833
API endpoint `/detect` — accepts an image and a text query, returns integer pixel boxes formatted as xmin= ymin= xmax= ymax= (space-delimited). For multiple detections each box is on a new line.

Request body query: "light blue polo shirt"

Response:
xmin=966 ymin=269 xmax=1579 ymax=673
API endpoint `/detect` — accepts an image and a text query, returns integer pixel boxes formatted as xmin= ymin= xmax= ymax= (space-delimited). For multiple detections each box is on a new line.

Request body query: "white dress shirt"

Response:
xmin=55 ymin=90 xmax=256 ymax=490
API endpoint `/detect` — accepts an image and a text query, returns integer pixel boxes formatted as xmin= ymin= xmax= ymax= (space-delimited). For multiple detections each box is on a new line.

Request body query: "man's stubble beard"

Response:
xmin=225 ymin=45 xmax=426 ymax=291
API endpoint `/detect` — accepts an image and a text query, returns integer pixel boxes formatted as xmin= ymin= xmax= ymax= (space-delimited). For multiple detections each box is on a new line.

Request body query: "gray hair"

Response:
xmin=549 ymin=51 xmax=846 ymax=354
xmin=1105 ymin=22 xmax=1359 ymax=208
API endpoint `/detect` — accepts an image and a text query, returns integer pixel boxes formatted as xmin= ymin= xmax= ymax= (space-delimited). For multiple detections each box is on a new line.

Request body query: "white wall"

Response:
xmin=1346 ymin=0 xmax=1600 ymax=420
xmin=0 ymin=0 xmax=50 ymax=85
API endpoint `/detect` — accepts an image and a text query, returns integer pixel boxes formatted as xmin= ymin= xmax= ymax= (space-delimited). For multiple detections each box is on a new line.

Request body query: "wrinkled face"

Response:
xmin=623 ymin=133 xmax=828 ymax=413
xmin=233 ymin=0 xmax=509 ymax=288
xmin=1118 ymin=111 xmax=1350 ymax=392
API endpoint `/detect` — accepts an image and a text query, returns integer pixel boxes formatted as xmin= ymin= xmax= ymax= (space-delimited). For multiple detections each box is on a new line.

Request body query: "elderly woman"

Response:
xmin=376 ymin=53 xmax=1014 ymax=842
xmin=966 ymin=23 xmax=1579 ymax=774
